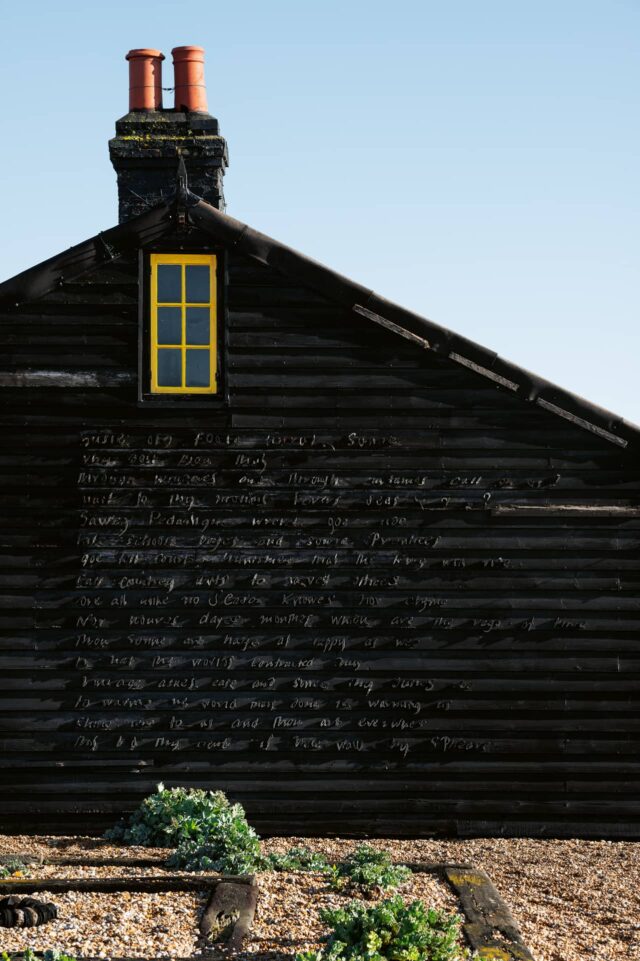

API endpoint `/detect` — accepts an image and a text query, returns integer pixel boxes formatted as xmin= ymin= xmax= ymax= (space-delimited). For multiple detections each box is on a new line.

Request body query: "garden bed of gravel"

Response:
xmin=1 ymin=834 xmax=638 ymax=961
xmin=0 ymin=846 xmax=458 ymax=961
xmin=0 ymin=888 xmax=209 ymax=959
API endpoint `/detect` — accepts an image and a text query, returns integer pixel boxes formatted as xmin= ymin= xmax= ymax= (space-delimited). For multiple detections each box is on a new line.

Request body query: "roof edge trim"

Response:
xmin=0 ymin=191 xmax=636 ymax=448
xmin=187 ymin=198 xmax=639 ymax=448
xmin=0 ymin=206 xmax=173 ymax=307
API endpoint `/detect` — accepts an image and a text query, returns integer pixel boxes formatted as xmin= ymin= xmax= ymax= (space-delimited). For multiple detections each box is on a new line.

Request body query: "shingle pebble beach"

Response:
xmin=0 ymin=834 xmax=637 ymax=961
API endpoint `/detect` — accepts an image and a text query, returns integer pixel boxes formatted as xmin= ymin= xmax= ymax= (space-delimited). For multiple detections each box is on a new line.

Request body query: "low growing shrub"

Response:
xmin=105 ymin=784 xmax=262 ymax=874
xmin=105 ymin=784 xmax=225 ymax=848
xmin=0 ymin=858 xmax=28 ymax=879
xmin=1 ymin=952 xmax=77 ymax=961
xmin=329 ymin=844 xmax=412 ymax=894
xmin=264 ymin=846 xmax=331 ymax=873
xmin=297 ymin=895 xmax=473 ymax=961
xmin=166 ymin=807 xmax=262 ymax=875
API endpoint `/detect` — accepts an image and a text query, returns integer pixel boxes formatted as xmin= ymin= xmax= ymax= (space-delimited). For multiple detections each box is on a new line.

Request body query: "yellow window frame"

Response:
xmin=150 ymin=253 xmax=218 ymax=394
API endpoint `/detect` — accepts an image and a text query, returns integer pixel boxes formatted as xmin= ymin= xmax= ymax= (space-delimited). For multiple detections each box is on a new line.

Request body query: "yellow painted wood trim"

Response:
xmin=150 ymin=253 xmax=218 ymax=395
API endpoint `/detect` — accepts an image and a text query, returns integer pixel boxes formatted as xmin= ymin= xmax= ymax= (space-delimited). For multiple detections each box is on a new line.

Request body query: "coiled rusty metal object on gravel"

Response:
xmin=0 ymin=895 xmax=58 ymax=927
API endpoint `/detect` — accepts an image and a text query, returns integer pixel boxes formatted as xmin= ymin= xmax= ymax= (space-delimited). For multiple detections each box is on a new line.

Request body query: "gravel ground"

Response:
xmin=264 ymin=837 xmax=640 ymax=961
xmin=0 ymin=834 xmax=638 ymax=961
xmin=233 ymin=869 xmax=458 ymax=961
xmin=0 ymin=889 xmax=209 ymax=958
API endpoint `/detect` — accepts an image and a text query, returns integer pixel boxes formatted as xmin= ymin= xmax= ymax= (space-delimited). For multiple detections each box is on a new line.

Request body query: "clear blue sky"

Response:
xmin=1 ymin=1 xmax=638 ymax=422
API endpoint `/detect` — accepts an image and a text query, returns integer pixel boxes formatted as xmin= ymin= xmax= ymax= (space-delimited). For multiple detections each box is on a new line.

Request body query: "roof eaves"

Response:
xmin=0 ymin=190 xmax=636 ymax=449
xmin=0 ymin=205 xmax=172 ymax=307
xmin=187 ymin=197 xmax=640 ymax=449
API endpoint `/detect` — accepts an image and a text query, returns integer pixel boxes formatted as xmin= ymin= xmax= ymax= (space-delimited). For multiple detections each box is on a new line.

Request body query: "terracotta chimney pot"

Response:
xmin=126 ymin=48 xmax=165 ymax=111
xmin=172 ymin=46 xmax=208 ymax=113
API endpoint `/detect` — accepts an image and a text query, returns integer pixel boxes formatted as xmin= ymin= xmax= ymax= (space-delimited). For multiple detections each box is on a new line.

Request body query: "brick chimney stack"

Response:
xmin=109 ymin=45 xmax=228 ymax=223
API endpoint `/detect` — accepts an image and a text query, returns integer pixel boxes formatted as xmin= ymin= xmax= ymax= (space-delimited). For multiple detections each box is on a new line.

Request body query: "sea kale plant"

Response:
xmin=2 ymin=953 xmax=78 ymax=961
xmin=296 ymin=896 xmax=473 ymax=961
xmin=105 ymin=784 xmax=262 ymax=873
xmin=0 ymin=858 xmax=28 ymax=879
xmin=329 ymin=844 xmax=412 ymax=894
xmin=264 ymin=845 xmax=331 ymax=873
xmin=165 ymin=801 xmax=262 ymax=874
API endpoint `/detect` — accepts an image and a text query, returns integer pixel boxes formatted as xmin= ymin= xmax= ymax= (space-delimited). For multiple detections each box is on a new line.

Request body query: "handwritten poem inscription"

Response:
xmin=64 ymin=428 xmax=553 ymax=763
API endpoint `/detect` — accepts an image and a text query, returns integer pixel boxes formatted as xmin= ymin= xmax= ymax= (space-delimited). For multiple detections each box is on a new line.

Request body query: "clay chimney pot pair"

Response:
xmin=126 ymin=46 xmax=207 ymax=113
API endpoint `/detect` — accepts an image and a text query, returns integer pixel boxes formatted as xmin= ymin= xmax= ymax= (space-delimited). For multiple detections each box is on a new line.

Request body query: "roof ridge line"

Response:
xmin=0 ymin=191 xmax=636 ymax=447
xmin=187 ymin=198 xmax=640 ymax=448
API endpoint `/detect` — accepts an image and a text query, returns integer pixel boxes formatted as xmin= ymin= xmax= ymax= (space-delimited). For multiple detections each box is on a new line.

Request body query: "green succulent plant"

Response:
xmin=1 ymin=952 xmax=78 ymax=961
xmin=105 ymin=783 xmax=262 ymax=874
xmin=329 ymin=845 xmax=412 ymax=894
xmin=0 ymin=858 xmax=28 ymax=879
xmin=296 ymin=895 xmax=473 ymax=961
xmin=264 ymin=845 xmax=332 ymax=872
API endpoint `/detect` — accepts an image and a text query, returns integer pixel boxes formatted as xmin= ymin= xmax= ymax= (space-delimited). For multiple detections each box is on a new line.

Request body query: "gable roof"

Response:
xmin=0 ymin=190 xmax=637 ymax=449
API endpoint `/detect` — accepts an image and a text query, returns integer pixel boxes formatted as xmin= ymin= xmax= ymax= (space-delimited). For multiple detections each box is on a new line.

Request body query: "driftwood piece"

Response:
xmin=444 ymin=866 xmax=536 ymax=961
xmin=0 ymin=854 xmax=43 ymax=867
xmin=200 ymin=875 xmax=259 ymax=949
xmin=46 ymin=856 xmax=164 ymax=868
xmin=0 ymin=874 xmax=250 ymax=894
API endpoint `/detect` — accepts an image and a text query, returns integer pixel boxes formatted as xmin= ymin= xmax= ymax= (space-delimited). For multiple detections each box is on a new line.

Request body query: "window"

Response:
xmin=150 ymin=253 xmax=217 ymax=394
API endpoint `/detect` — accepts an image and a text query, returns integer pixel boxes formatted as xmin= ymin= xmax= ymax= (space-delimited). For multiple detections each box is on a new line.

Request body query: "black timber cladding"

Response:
xmin=0 ymin=199 xmax=639 ymax=837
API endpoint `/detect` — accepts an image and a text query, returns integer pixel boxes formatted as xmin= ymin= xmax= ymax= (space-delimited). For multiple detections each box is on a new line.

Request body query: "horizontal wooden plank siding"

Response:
xmin=0 ymin=237 xmax=638 ymax=838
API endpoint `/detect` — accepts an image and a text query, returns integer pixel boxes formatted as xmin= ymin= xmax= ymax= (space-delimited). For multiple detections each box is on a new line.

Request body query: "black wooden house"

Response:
xmin=0 ymin=47 xmax=638 ymax=838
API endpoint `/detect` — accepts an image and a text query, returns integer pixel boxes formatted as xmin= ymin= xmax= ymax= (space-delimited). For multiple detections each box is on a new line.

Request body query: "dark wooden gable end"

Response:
xmin=0 ymin=197 xmax=639 ymax=838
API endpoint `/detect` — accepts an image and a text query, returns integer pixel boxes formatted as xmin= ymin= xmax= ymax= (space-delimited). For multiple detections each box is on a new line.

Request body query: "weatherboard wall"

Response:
xmin=0 ymin=236 xmax=638 ymax=837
